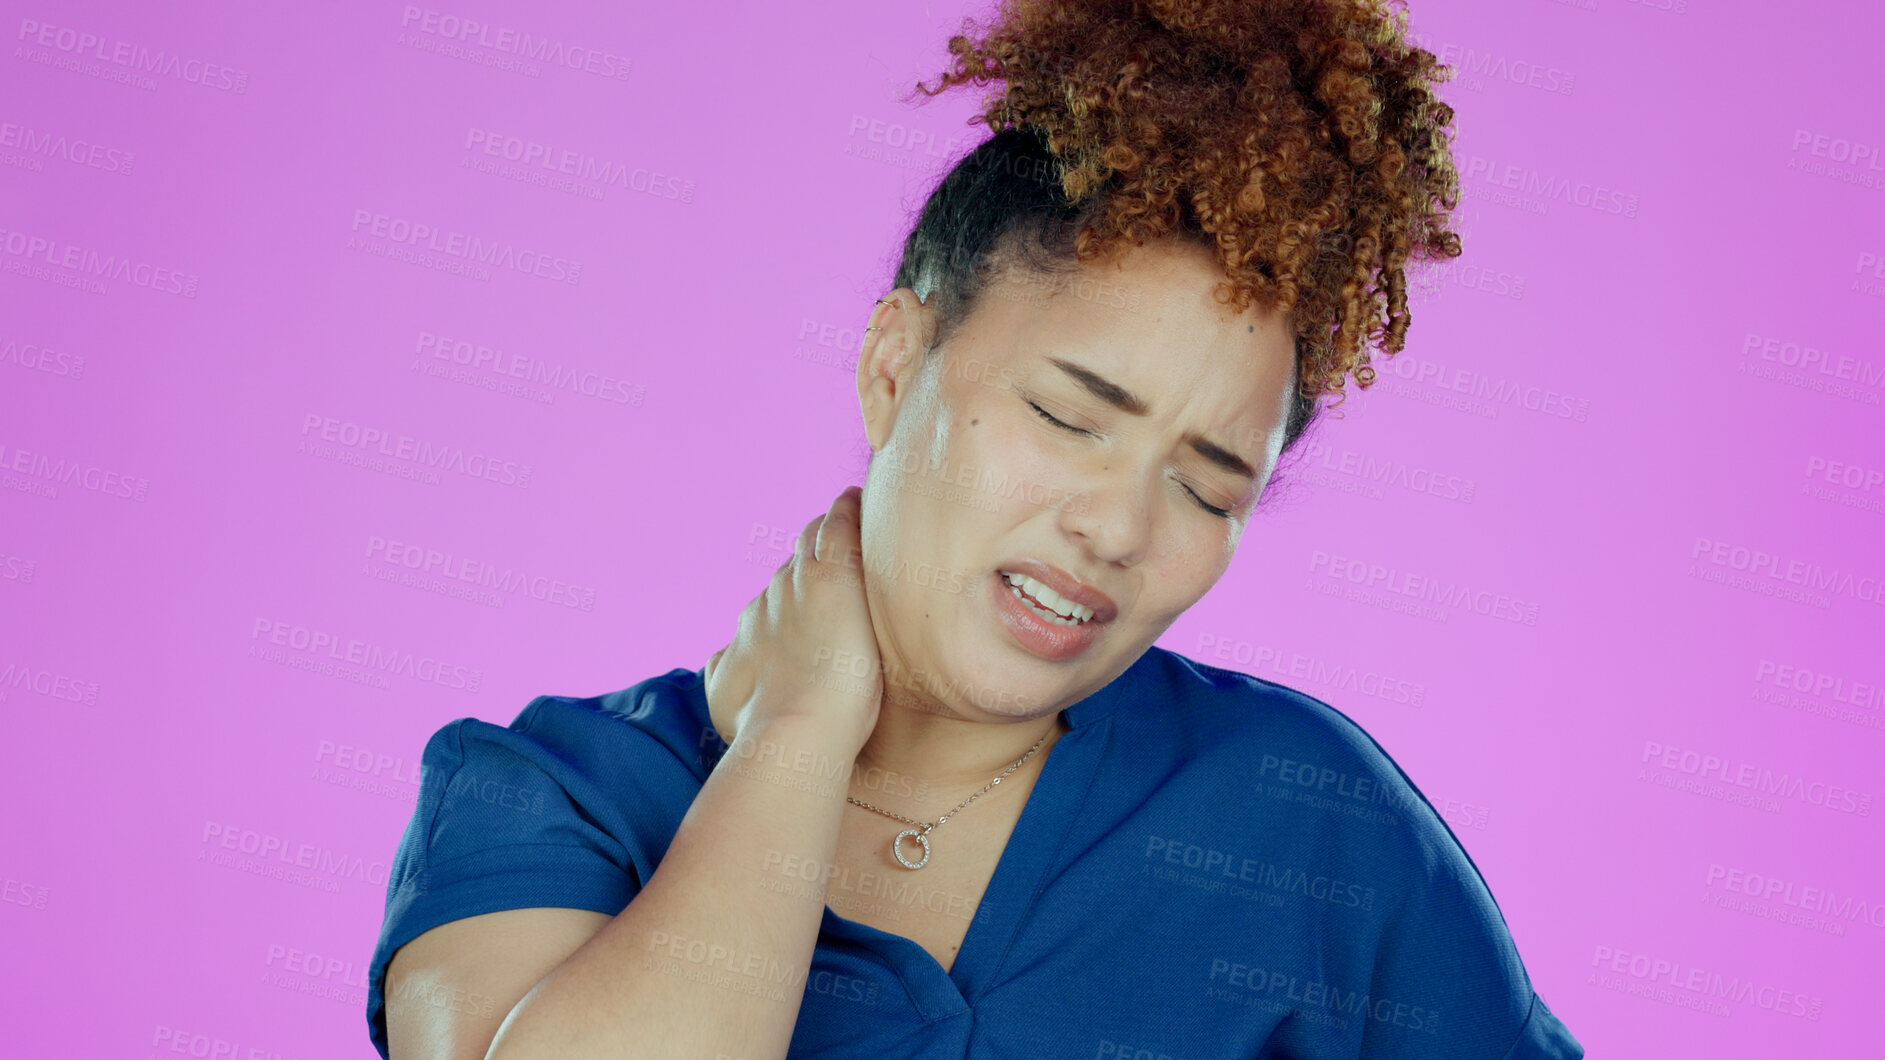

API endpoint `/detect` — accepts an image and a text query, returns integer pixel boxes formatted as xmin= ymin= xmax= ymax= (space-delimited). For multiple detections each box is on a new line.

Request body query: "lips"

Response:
xmin=993 ymin=558 xmax=1118 ymax=624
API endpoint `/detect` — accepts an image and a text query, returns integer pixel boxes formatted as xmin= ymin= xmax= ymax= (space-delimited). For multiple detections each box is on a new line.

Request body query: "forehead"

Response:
xmin=962 ymin=239 xmax=1298 ymax=447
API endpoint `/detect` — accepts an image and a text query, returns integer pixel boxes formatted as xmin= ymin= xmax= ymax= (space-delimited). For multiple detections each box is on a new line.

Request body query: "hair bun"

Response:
xmin=908 ymin=0 xmax=1463 ymax=405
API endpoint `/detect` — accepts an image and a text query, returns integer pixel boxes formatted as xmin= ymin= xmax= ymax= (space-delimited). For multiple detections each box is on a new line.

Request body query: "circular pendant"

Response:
xmin=892 ymin=829 xmax=931 ymax=870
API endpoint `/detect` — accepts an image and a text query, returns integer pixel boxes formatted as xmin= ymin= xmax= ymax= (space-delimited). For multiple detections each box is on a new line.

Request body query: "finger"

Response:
xmin=814 ymin=486 xmax=862 ymax=568
xmin=795 ymin=508 xmax=823 ymax=562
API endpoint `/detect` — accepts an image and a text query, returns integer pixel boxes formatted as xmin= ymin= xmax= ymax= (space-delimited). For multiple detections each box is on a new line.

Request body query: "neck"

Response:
xmin=850 ymin=683 xmax=1071 ymax=815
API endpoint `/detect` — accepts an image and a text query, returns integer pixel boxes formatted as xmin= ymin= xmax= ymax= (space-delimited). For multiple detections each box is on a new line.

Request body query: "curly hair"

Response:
xmin=890 ymin=0 xmax=1463 ymax=456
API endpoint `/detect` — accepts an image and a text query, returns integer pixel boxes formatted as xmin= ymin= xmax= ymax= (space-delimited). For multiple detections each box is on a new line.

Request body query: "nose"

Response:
xmin=1055 ymin=469 xmax=1155 ymax=568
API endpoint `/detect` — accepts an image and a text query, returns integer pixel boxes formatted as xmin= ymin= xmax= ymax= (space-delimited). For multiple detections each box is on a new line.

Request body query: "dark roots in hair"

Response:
xmin=890 ymin=0 xmax=1463 ymax=455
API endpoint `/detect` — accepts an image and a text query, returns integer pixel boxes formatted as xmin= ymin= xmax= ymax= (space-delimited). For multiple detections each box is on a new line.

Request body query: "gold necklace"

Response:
xmin=845 ymin=730 xmax=1051 ymax=870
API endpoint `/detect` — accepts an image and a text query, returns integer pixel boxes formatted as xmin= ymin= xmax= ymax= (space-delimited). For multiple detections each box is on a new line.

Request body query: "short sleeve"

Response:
xmin=1500 ymin=992 xmax=1583 ymax=1060
xmin=1358 ymin=846 xmax=1584 ymax=1060
xmin=363 ymin=697 xmax=649 ymax=1060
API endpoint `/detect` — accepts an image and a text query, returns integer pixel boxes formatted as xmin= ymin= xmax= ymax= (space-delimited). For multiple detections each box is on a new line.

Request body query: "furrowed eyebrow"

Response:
xmin=1188 ymin=436 xmax=1256 ymax=481
xmin=1049 ymin=357 xmax=1150 ymax=416
xmin=1046 ymin=356 xmax=1257 ymax=480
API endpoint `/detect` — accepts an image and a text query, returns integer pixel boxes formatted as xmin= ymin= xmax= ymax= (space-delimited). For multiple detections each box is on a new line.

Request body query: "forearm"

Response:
xmin=486 ymin=715 xmax=855 ymax=1060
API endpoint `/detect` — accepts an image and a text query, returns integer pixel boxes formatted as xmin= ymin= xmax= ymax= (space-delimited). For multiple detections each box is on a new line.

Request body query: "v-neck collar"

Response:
xmin=815 ymin=655 xmax=1140 ymax=1019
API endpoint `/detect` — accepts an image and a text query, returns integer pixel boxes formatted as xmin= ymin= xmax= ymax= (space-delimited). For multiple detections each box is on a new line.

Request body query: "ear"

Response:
xmin=856 ymin=287 xmax=934 ymax=453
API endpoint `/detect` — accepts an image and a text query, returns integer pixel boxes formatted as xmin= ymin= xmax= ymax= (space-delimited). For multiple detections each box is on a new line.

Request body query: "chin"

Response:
xmin=884 ymin=634 xmax=1040 ymax=722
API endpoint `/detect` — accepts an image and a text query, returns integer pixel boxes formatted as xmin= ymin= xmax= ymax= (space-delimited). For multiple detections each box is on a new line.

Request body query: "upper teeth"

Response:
xmin=1001 ymin=571 xmax=1095 ymax=623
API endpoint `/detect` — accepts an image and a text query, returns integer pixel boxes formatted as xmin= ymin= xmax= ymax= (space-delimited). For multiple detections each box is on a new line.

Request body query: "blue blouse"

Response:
xmin=366 ymin=646 xmax=1583 ymax=1058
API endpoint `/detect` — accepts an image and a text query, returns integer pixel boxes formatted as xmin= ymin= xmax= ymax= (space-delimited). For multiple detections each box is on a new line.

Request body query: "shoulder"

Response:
xmin=403 ymin=665 xmax=715 ymax=873
xmin=369 ymin=667 xmax=709 ymax=1060
xmin=1120 ymin=646 xmax=1469 ymax=880
xmin=421 ymin=665 xmax=718 ymax=788
xmin=1131 ymin=650 xmax=1558 ymax=1046
xmin=1121 ymin=646 xmax=1418 ymax=791
xmin=377 ymin=666 xmax=713 ymax=930
xmin=517 ymin=665 xmax=717 ymax=772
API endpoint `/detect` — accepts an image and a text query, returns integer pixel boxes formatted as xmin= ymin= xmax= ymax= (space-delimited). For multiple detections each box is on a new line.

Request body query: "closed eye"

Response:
xmin=1182 ymin=484 xmax=1232 ymax=519
xmin=1028 ymin=400 xmax=1090 ymax=435
xmin=1030 ymin=399 xmax=1232 ymax=519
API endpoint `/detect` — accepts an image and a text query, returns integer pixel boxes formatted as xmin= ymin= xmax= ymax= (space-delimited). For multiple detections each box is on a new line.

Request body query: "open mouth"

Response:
xmin=998 ymin=570 xmax=1095 ymax=626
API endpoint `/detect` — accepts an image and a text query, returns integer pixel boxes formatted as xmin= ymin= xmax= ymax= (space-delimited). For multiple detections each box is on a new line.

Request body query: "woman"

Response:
xmin=369 ymin=1 xmax=1585 ymax=1057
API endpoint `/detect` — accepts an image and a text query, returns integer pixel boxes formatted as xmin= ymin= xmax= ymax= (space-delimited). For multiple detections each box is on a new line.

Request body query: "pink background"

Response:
xmin=3 ymin=0 xmax=1882 ymax=1056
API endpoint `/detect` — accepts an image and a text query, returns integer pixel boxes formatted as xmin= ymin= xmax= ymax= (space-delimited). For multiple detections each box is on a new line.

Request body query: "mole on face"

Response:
xmin=971 ymin=418 xmax=979 ymax=426
xmin=1247 ymin=325 xmax=1255 ymax=333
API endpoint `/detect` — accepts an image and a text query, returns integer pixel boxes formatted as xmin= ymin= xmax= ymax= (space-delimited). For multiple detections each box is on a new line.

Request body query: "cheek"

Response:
xmin=973 ymin=421 xmax=1082 ymax=519
xmin=1146 ymin=532 xmax=1232 ymax=597
xmin=861 ymin=480 xmax=988 ymax=612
